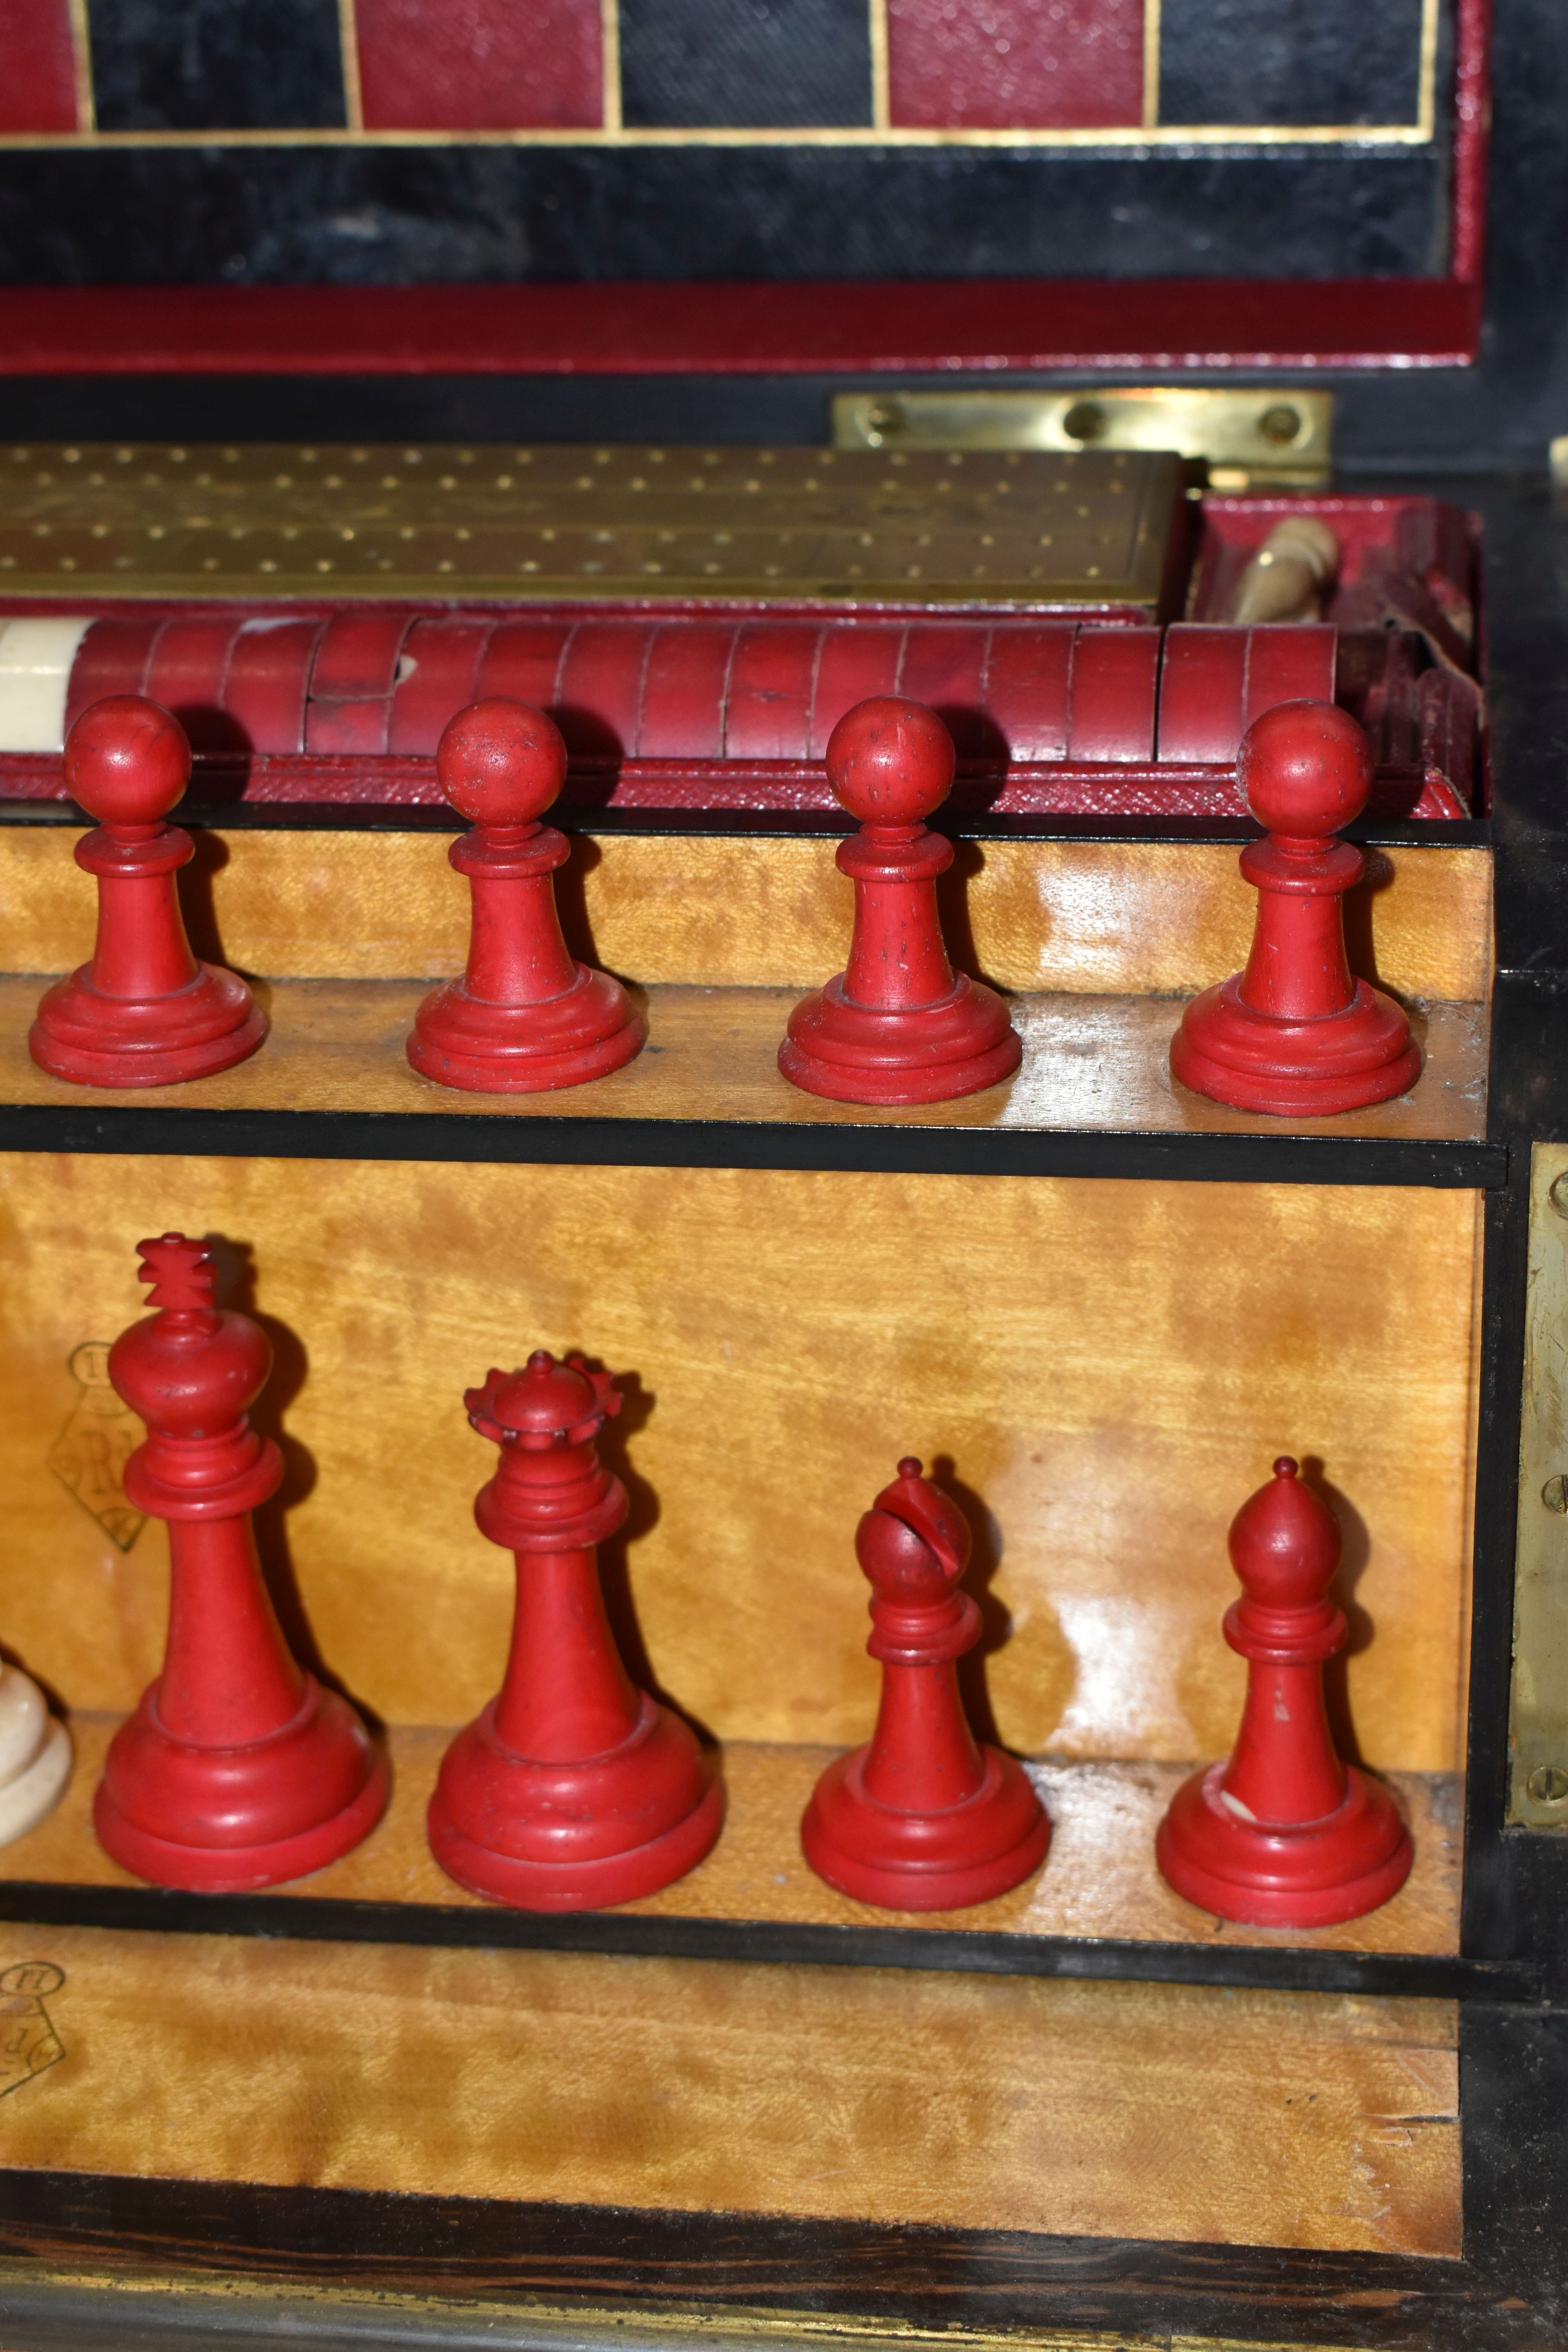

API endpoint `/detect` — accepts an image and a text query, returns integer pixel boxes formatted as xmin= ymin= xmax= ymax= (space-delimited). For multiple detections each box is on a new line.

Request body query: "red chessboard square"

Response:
xmin=887 ymin=0 xmax=1144 ymax=130
xmin=0 ymin=0 xmax=79 ymax=132
xmin=356 ymin=0 xmax=603 ymax=131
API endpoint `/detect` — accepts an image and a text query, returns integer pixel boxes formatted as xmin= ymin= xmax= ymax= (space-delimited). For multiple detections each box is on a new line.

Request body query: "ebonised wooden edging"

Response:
xmin=0 ymin=1104 xmax=1508 ymax=1189
xmin=0 ymin=2114 xmax=1559 ymax=2352
xmin=0 ymin=1877 xmax=1539 ymax=2004
xmin=0 ymin=800 xmax=1492 ymax=848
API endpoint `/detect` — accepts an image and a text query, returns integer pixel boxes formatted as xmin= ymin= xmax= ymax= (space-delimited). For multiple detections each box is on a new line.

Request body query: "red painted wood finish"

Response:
xmin=0 ymin=0 xmax=78 ymax=132
xmin=887 ymin=0 xmax=1144 ymax=129
xmin=802 ymin=1457 xmax=1050 ymax=1911
xmin=1171 ymin=702 xmax=1421 ymax=1117
xmin=0 ymin=277 xmax=1484 ymax=378
xmin=780 ymin=699 xmax=1022 ymax=1105
xmin=354 ymin=0 xmax=603 ymax=130
xmin=408 ymin=698 xmax=644 ymax=1091
xmin=29 ymin=699 xmax=265 ymax=1087
xmin=428 ymin=1352 xmax=722 ymax=1910
xmin=94 ymin=1236 xmax=388 ymax=1892
xmin=1156 ymin=1457 xmax=1413 ymax=1927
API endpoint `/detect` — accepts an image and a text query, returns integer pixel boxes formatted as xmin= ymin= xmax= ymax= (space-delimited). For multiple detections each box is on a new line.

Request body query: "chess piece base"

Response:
xmin=802 ymin=1742 xmax=1050 ymax=1911
xmin=428 ymin=1691 xmax=722 ymax=1909
xmin=0 ymin=1678 xmax=72 ymax=1846
xmin=408 ymin=965 xmax=645 ymax=1094
xmin=30 ymin=963 xmax=265 ymax=1089
xmin=780 ymin=975 xmax=1022 ymax=1105
xmin=94 ymin=1678 xmax=389 ymax=1891
xmin=1171 ymin=976 xmax=1420 ymax=1116
xmin=1156 ymin=1759 xmax=1413 ymax=1927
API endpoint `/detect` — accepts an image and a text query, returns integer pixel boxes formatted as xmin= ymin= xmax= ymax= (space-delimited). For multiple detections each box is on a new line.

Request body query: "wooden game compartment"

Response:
xmin=0 ymin=804 xmax=1497 ymax=1188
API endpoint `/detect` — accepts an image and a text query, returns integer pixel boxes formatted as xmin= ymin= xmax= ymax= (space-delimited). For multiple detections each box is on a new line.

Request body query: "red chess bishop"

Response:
xmin=408 ymin=697 xmax=645 ymax=1093
xmin=30 ymin=697 xmax=265 ymax=1088
xmin=428 ymin=1351 xmax=722 ymax=1909
xmin=780 ymin=697 xmax=1022 ymax=1105
xmin=1156 ymin=1456 xmax=1413 ymax=1927
xmin=94 ymin=1234 xmax=387 ymax=1891
xmin=801 ymin=1457 xmax=1049 ymax=1910
xmin=1171 ymin=699 xmax=1421 ymax=1116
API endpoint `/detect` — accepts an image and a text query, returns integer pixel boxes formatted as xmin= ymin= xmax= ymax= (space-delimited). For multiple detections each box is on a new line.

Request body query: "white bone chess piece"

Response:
xmin=0 ymin=1664 xmax=71 ymax=1844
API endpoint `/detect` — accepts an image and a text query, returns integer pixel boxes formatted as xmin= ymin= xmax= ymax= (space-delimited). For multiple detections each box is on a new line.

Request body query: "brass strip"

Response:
xmin=0 ymin=121 xmax=1437 ymax=151
xmin=336 ymin=0 xmax=365 ymax=136
xmin=1142 ymin=0 xmax=1161 ymax=131
xmin=64 ymin=0 xmax=95 ymax=135
xmin=1508 ymin=1142 xmax=1568 ymax=1827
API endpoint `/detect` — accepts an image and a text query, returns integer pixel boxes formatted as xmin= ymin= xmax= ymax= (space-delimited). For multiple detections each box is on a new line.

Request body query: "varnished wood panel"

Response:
xmin=0 ymin=1155 xmax=1481 ymax=1768
xmin=0 ymin=831 xmax=1492 ymax=1002
xmin=6 ymin=1720 xmax=1463 ymax=1960
xmin=0 ymin=978 xmax=1489 ymax=1143
xmin=0 ymin=1918 xmax=1459 ymax=2254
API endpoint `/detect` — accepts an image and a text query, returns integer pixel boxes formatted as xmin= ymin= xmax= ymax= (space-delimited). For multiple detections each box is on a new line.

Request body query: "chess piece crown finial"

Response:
xmin=134 ymin=1231 xmax=218 ymax=1315
xmin=466 ymin=1351 xmax=621 ymax=1450
xmin=1229 ymin=1455 xmax=1344 ymax=1624
xmin=437 ymin=697 xmax=568 ymax=836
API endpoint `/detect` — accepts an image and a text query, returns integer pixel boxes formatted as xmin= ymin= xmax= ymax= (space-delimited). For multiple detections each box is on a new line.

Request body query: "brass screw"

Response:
xmin=1258 ymin=403 xmax=1304 ymax=447
xmin=1543 ymin=1475 xmax=1568 ymax=1514
xmin=1526 ymin=1763 xmax=1568 ymax=1804
xmin=1550 ymin=1169 xmax=1568 ymax=1217
xmin=1062 ymin=399 xmax=1108 ymax=443
xmin=863 ymin=401 xmax=905 ymax=446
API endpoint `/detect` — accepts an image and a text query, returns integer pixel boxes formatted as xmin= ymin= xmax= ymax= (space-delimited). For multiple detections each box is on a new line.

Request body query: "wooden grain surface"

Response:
xmin=8 ymin=1719 xmax=1463 ymax=1959
xmin=0 ymin=1154 xmax=1481 ymax=1766
xmin=0 ymin=978 xmax=1488 ymax=1142
xmin=0 ymin=1912 xmax=1459 ymax=2254
xmin=0 ymin=830 xmax=1492 ymax=1001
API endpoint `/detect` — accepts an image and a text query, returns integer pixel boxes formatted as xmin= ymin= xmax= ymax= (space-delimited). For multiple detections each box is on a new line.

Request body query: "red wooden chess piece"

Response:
xmin=801 ymin=1458 xmax=1049 ymax=1910
xmin=1171 ymin=700 xmax=1420 ymax=1115
xmin=428 ymin=1351 xmax=722 ymax=1908
xmin=94 ymin=1235 xmax=388 ymax=1890
xmin=780 ymin=698 xmax=1022 ymax=1104
xmin=1156 ymin=1457 xmax=1412 ymax=1926
xmin=30 ymin=697 xmax=265 ymax=1088
xmin=408 ymin=697 xmax=645 ymax=1092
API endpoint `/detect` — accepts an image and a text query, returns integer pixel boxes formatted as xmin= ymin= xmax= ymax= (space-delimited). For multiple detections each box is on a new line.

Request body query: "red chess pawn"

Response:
xmin=30 ymin=698 xmax=265 ymax=1088
xmin=94 ymin=1236 xmax=387 ymax=1891
xmin=802 ymin=1458 xmax=1049 ymax=1910
xmin=780 ymin=699 xmax=1022 ymax=1104
xmin=428 ymin=1352 xmax=722 ymax=1909
xmin=408 ymin=698 xmax=645 ymax=1093
xmin=1171 ymin=700 xmax=1420 ymax=1116
xmin=1156 ymin=1457 xmax=1412 ymax=1927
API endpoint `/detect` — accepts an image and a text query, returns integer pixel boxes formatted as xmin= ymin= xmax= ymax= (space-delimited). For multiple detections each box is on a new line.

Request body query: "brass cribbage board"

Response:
xmin=0 ymin=442 xmax=1183 ymax=608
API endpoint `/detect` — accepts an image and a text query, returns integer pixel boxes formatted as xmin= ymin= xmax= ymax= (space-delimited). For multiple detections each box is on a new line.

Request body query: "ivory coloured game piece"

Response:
xmin=0 ymin=1664 xmax=71 ymax=1846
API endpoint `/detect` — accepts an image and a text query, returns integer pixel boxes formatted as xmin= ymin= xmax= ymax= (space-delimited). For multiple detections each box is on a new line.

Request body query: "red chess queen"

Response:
xmin=1171 ymin=700 xmax=1421 ymax=1116
xmin=408 ymin=697 xmax=645 ymax=1093
xmin=94 ymin=1235 xmax=387 ymax=1891
xmin=802 ymin=1457 xmax=1049 ymax=1910
xmin=1156 ymin=1457 xmax=1413 ymax=1927
xmin=428 ymin=1351 xmax=722 ymax=1909
xmin=30 ymin=697 xmax=265 ymax=1088
xmin=780 ymin=698 xmax=1022 ymax=1104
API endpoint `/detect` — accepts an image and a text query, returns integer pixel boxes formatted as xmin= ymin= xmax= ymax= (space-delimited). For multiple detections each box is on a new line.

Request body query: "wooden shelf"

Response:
xmin=0 ymin=980 xmax=1499 ymax=1185
xmin=0 ymin=1720 xmax=1490 ymax=2000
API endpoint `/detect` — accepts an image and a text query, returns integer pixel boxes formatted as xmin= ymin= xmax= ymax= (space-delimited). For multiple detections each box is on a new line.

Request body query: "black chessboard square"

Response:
xmin=87 ymin=0 xmax=348 ymax=132
xmin=1158 ymin=0 xmax=1430 ymax=127
xmin=619 ymin=0 xmax=875 ymax=129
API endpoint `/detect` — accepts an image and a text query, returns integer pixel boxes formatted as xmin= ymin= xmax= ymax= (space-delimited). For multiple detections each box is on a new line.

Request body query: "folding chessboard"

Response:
xmin=0 ymin=445 xmax=1562 ymax=2352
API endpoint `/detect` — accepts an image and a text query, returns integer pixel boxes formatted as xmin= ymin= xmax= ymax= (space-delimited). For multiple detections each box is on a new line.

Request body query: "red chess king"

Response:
xmin=94 ymin=1235 xmax=387 ymax=1891
xmin=779 ymin=698 xmax=1022 ymax=1105
xmin=29 ymin=697 xmax=265 ymax=1088
xmin=1156 ymin=1457 xmax=1412 ymax=1927
xmin=1171 ymin=700 xmax=1421 ymax=1116
xmin=407 ymin=697 xmax=646 ymax=1093
xmin=427 ymin=1351 xmax=722 ymax=1909
xmin=801 ymin=1458 xmax=1049 ymax=1910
